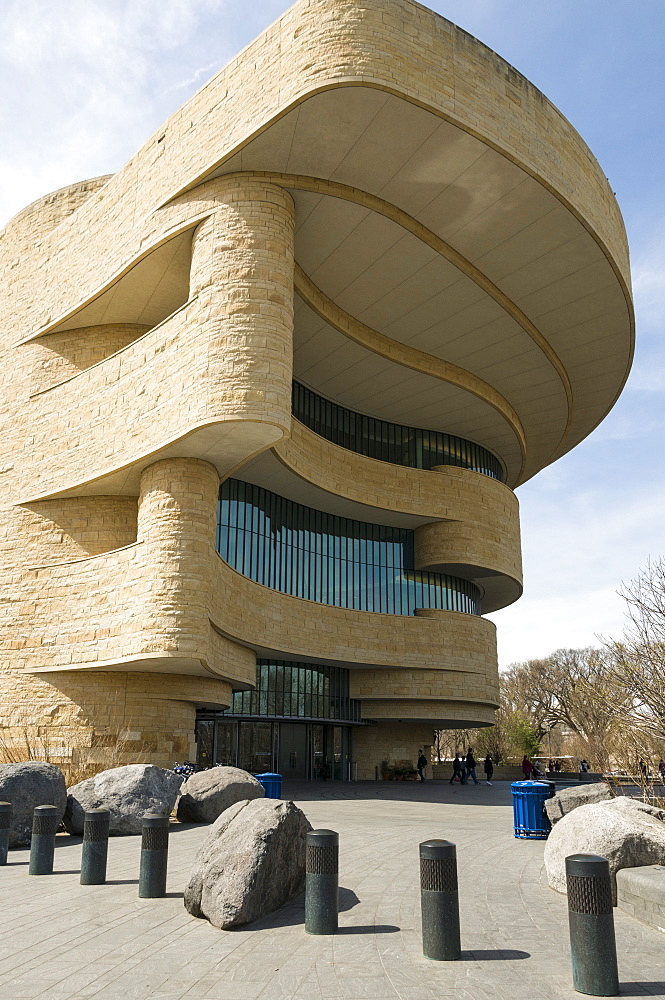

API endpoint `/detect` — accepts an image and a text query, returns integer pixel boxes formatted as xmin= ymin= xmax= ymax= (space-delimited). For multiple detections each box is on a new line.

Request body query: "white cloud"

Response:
xmin=0 ymin=0 xmax=230 ymax=226
xmin=170 ymin=63 xmax=217 ymax=92
xmin=488 ymin=468 xmax=665 ymax=666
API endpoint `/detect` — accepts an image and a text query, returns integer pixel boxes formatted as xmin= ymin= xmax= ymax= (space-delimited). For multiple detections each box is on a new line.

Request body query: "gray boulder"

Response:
xmin=184 ymin=798 xmax=312 ymax=928
xmin=64 ymin=764 xmax=182 ymax=835
xmin=177 ymin=766 xmax=264 ymax=823
xmin=0 ymin=762 xmax=67 ymax=847
xmin=544 ymin=797 xmax=665 ymax=902
xmin=545 ymin=782 xmax=612 ymax=824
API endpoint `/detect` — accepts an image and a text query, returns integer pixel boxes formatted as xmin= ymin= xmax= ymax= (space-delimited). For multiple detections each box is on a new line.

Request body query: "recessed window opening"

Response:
xmin=292 ymin=381 xmax=504 ymax=480
xmin=218 ymin=479 xmax=481 ymax=616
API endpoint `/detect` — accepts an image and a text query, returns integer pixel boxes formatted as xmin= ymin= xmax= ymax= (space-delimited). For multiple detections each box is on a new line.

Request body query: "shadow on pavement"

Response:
xmin=619 ymin=984 xmax=665 ymax=998
xmin=462 ymin=949 xmax=530 ymax=961
xmin=337 ymin=924 xmax=400 ymax=934
xmin=281 ymin=780 xmax=514 ymax=807
xmin=339 ymin=887 xmax=360 ymax=911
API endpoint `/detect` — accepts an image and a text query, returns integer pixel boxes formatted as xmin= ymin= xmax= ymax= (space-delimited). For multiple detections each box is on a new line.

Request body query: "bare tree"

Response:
xmin=605 ymin=557 xmax=665 ymax=750
xmin=432 ymin=728 xmax=473 ymax=762
xmin=499 ymin=648 xmax=629 ymax=770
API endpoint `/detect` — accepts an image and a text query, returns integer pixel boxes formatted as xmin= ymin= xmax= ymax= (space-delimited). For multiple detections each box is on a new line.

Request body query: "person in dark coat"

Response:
xmin=483 ymin=754 xmax=494 ymax=785
xmin=522 ymin=756 xmax=533 ymax=778
xmin=417 ymin=749 xmax=427 ymax=782
xmin=463 ymin=747 xmax=479 ymax=784
xmin=449 ymin=755 xmax=462 ymax=784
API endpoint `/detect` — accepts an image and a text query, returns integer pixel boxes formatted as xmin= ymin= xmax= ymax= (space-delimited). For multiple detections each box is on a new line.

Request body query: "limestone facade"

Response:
xmin=0 ymin=0 xmax=631 ymax=777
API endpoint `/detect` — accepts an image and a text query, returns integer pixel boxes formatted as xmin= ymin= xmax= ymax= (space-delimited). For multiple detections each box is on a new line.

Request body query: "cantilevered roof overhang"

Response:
xmin=4 ymin=0 xmax=632 ymax=490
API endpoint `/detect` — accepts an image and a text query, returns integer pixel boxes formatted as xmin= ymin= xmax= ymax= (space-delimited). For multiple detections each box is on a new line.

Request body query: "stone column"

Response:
xmin=189 ymin=176 xmax=295 ymax=439
xmin=137 ymin=457 xmax=220 ymax=660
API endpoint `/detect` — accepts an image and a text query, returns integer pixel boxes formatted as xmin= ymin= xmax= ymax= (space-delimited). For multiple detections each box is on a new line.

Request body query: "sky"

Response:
xmin=1 ymin=0 xmax=663 ymax=668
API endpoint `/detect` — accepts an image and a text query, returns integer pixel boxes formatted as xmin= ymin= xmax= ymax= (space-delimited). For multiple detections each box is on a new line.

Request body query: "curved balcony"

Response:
xmin=292 ymin=381 xmax=504 ymax=480
xmin=267 ymin=421 xmax=523 ymax=611
xmin=218 ymin=479 xmax=482 ymax=616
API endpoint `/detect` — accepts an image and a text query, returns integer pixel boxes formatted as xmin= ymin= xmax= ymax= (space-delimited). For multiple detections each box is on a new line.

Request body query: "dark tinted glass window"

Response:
xmin=226 ymin=660 xmax=360 ymax=722
xmin=218 ymin=480 xmax=481 ymax=616
xmin=292 ymin=381 xmax=504 ymax=480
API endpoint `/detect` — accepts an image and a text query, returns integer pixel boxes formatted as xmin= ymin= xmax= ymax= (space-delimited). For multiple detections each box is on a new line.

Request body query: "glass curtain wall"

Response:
xmin=218 ymin=480 xmax=481 ymax=616
xmin=293 ymin=380 xmax=504 ymax=480
xmin=195 ymin=718 xmax=355 ymax=779
xmin=231 ymin=660 xmax=361 ymax=721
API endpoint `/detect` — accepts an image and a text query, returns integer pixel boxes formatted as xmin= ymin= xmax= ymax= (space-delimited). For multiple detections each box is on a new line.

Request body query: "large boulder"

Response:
xmin=64 ymin=764 xmax=182 ymax=835
xmin=545 ymin=782 xmax=612 ymax=824
xmin=184 ymin=797 xmax=312 ymax=928
xmin=544 ymin=797 xmax=665 ymax=902
xmin=177 ymin=766 xmax=264 ymax=823
xmin=0 ymin=762 xmax=67 ymax=847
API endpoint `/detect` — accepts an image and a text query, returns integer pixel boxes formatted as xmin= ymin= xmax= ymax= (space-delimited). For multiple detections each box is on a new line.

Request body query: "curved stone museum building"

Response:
xmin=0 ymin=0 xmax=633 ymax=780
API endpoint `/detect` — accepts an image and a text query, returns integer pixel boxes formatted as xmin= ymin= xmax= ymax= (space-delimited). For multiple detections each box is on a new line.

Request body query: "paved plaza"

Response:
xmin=0 ymin=781 xmax=663 ymax=1000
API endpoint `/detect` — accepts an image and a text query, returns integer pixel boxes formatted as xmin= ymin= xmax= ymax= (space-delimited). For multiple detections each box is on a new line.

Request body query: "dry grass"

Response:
xmin=0 ymin=727 xmax=152 ymax=785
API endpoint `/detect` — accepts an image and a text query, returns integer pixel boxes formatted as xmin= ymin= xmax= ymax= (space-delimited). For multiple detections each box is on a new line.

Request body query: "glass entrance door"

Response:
xmin=238 ymin=721 xmax=274 ymax=773
xmin=278 ymin=723 xmax=309 ymax=779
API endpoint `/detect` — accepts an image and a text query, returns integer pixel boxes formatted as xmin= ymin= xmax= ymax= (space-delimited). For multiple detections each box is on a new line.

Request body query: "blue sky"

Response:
xmin=1 ymin=0 xmax=663 ymax=666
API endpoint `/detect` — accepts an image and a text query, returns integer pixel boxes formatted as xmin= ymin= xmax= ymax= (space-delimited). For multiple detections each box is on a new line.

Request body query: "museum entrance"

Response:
xmin=195 ymin=716 xmax=356 ymax=780
xmin=195 ymin=658 xmax=363 ymax=780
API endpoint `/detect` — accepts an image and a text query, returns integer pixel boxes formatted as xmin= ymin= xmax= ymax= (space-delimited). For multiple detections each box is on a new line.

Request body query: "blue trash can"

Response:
xmin=511 ymin=780 xmax=552 ymax=839
xmin=255 ymin=772 xmax=282 ymax=799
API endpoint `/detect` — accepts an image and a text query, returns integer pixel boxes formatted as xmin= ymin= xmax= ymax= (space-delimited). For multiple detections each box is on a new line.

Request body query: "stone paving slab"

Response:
xmin=0 ymin=781 xmax=662 ymax=999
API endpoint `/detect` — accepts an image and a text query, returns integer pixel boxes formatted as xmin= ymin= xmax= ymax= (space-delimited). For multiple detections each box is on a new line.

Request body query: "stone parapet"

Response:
xmin=616 ymin=866 xmax=665 ymax=935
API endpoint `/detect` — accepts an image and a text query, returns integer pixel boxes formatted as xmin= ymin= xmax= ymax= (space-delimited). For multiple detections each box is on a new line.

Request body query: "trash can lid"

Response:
xmin=255 ymin=773 xmax=282 ymax=779
xmin=511 ymin=780 xmax=551 ymax=790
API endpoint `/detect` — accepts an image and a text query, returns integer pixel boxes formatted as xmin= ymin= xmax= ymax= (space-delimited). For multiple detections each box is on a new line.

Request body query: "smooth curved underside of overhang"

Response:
xmin=195 ymin=85 xmax=632 ymax=486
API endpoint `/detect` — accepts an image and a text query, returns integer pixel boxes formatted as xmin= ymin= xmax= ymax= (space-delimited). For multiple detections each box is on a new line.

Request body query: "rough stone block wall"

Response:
xmin=353 ymin=721 xmax=434 ymax=781
xmin=29 ymin=324 xmax=150 ymax=394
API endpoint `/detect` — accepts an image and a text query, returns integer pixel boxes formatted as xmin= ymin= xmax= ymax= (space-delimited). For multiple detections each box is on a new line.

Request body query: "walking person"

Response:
xmin=483 ymin=754 xmax=494 ymax=785
xmin=522 ymin=755 xmax=532 ymax=779
xmin=658 ymin=759 xmax=665 ymax=781
xmin=464 ymin=747 xmax=479 ymax=785
xmin=417 ymin=749 xmax=427 ymax=783
xmin=449 ymin=755 xmax=462 ymax=784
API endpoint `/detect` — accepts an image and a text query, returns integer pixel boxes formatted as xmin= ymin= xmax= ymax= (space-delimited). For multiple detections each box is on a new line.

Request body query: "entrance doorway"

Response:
xmin=195 ymin=716 xmax=356 ymax=780
xmin=278 ymin=723 xmax=309 ymax=779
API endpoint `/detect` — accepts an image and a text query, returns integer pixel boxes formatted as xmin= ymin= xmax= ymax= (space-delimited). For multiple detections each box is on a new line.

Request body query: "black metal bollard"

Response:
xmin=28 ymin=805 xmax=59 ymax=875
xmin=566 ymin=854 xmax=619 ymax=996
xmin=420 ymin=839 xmax=461 ymax=961
xmin=80 ymin=809 xmax=110 ymax=885
xmin=138 ymin=814 xmax=169 ymax=898
xmin=0 ymin=802 xmax=10 ymax=865
xmin=305 ymin=829 xmax=338 ymax=934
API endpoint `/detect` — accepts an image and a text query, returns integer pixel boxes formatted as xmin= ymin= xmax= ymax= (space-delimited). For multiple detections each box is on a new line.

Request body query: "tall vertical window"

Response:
xmin=218 ymin=480 xmax=481 ymax=616
xmin=292 ymin=381 xmax=504 ymax=480
xmin=229 ymin=660 xmax=361 ymax=721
